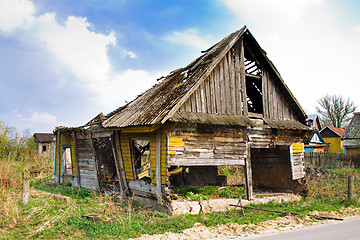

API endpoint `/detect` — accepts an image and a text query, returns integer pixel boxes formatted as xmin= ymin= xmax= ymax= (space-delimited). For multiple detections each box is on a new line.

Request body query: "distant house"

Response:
xmin=304 ymin=130 xmax=326 ymax=153
xmin=342 ymin=112 xmax=360 ymax=155
xmin=304 ymin=115 xmax=325 ymax=153
xmin=33 ymin=133 xmax=55 ymax=158
xmin=320 ymin=126 xmax=345 ymax=153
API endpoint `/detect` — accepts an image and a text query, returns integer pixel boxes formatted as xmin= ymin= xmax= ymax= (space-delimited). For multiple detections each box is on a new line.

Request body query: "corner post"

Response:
xmin=156 ymin=129 xmax=162 ymax=202
xmin=245 ymin=141 xmax=254 ymax=200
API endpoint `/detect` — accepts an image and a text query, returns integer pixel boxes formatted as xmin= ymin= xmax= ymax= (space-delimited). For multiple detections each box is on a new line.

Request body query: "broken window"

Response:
xmin=130 ymin=139 xmax=151 ymax=182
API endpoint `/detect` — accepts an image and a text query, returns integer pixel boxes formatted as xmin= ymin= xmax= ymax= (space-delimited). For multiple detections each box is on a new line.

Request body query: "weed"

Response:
xmin=173 ymin=185 xmax=245 ymax=200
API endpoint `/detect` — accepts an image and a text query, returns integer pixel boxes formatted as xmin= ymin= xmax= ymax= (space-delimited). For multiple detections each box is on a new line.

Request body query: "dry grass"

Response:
xmin=307 ymin=167 xmax=360 ymax=200
xmin=0 ymin=153 xmax=54 ymax=238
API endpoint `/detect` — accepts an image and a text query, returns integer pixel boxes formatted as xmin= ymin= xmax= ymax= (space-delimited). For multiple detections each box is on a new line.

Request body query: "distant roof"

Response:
xmin=320 ymin=126 xmax=345 ymax=137
xmin=343 ymin=112 xmax=360 ymax=140
xmin=33 ymin=133 xmax=55 ymax=142
xmin=104 ymin=26 xmax=306 ymax=129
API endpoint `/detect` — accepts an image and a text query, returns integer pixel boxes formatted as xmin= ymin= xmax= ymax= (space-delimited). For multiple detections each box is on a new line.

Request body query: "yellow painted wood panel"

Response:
xmin=120 ymin=134 xmax=134 ymax=180
xmin=292 ymin=143 xmax=304 ymax=153
xmin=323 ymin=138 xmax=344 ymax=153
xmin=150 ymin=135 xmax=156 ymax=183
xmin=70 ymin=137 xmax=77 ymax=177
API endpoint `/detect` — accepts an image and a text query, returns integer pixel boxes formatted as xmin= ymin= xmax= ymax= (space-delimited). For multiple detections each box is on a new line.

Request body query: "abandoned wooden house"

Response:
xmin=102 ymin=26 xmax=309 ymax=204
xmin=33 ymin=133 xmax=55 ymax=158
xmin=53 ymin=113 xmax=118 ymax=191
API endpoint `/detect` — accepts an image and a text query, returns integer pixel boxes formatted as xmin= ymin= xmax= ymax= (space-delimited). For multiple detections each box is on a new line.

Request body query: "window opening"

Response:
xmin=62 ymin=147 xmax=72 ymax=175
xmin=130 ymin=139 xmax=151 ymax=182
xmin=245 ymin=75 xmax=263 ymax=114
xmin=42 ymin=145 xmax=47 ymax=152
xmin=244 ymin=45 xmax=263 ymax=114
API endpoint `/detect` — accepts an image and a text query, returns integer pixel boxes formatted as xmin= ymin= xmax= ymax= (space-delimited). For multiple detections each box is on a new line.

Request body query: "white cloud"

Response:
xmin=92 ymin=69 xmax=165 ymax=111
xmin=0 ymin=0 xmax=35 ymax=32
xmin=12 ymin=110 xmax=57 ymax=124
xmin=35 ymin=14 xmax=116 ymax=84
xmin=124 ymin=50 xmax=137 ymax=59
xmin=0 ymin=0 xmax=158 ymax=115
xmin=27 ymin=112 xmax=57 ymax=124
xmin=164 ymin=28 xmax=211 ymax=52
xmin=0 ymin=1 xmax=117 ymax=86
xmin=351 ymin=25 xmax=360 ymax=33
xmin=224 ymin=0 xmax=324 ymax=27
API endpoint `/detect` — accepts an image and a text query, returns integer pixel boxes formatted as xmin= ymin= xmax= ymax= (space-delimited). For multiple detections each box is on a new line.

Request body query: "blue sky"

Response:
xmin=1 ymin=0 xmax=360 ymax=135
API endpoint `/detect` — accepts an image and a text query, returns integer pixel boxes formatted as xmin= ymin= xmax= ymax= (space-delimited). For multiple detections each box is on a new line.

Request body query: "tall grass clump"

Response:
xmin=0 ymin=121 xmax=53 ymax=237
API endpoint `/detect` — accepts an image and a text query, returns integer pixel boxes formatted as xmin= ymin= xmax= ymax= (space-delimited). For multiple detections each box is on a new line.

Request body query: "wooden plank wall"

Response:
xmin=262 ymin=69 xmax=295 ymax=121
xmin=168 ymin=125 xmax=247 ymax=166
xmin=179 ymin=41 xmax=246 ymax=116
xmin=75 ymin=131 xmax=99 ymax=190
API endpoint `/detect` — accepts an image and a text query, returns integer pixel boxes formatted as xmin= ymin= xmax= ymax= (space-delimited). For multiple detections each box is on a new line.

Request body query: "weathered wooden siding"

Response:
xmin=75 ymin=132 xmax=99 ymax=190
xmin=179 ymin=41 xmax=246 ymax=116
xmin=167 ymin=124 xmax=305 ymax=188
xmin=168 ymin=125 xmax=247 ymax=166
xmin=262 ymin=69 xmax=295 ymax=121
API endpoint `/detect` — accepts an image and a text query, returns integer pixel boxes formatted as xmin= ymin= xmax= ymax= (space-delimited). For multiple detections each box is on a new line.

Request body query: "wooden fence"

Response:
xmin=304 ymin=152 xmax=360 ymax=168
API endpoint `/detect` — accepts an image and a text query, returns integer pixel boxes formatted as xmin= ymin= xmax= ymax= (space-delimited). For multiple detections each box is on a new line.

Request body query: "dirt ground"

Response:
xmin=130 ymin=207 xmax=360 ymax=240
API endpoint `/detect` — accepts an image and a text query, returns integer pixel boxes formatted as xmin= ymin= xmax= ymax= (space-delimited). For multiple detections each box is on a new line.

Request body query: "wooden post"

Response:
xmin=348 ymin=175 xmax=355 ymax=200
xmin=244 ymin=142 xmax=253 ymax=200
xmin=22 ymin=170 xmax=30 ymax=205
xmin=156 ymin=129 xmax=162 ymax=203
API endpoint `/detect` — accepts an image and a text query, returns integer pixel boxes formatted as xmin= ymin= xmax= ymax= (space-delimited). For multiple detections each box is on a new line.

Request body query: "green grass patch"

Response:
xmin=172 ymin=185 xmax=245 ymax=200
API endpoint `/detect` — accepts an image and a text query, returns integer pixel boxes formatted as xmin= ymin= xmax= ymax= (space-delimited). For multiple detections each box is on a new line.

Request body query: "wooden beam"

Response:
xmin=88 ymin=131 xmax=100 ymax=191
xmin=244 ymin=141 xmax=253 ymax=200
xmin=72 ymin=131 xmax=81 ymax=187
xmin=119 ymin=125 xmax=161 ymax=133
xmin=240 ymin=37 xmax=248 ymax=115
xmin=245 ymin=73 xmax=261 ymax=79
xmin=113 ymin=131 xmax=130 ymax=195
xmin=168 ymin=158 xmax=245 ymax=166
xmin=56 ymin=130 xmax=61 ymax=183
xmin=156 ymin=129 xmax=162 ymax=201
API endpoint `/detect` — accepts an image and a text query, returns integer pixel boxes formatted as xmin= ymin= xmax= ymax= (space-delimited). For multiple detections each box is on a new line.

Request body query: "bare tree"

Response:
xmin=316 ymin=94 xmax=357 ymax=128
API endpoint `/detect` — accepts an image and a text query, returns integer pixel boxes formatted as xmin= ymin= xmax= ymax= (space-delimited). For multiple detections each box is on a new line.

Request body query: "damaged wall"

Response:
xmin=54 ymin=128 xmax=116 ymax=191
